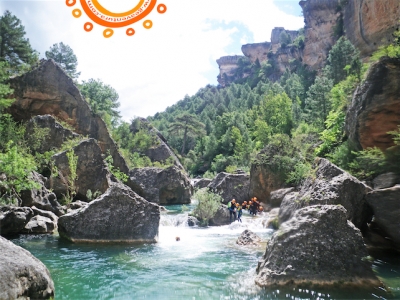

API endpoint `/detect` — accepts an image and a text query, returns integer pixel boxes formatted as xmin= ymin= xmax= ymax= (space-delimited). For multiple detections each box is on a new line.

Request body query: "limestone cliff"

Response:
xmin=343 ymin=0 xmax=400 ymax=59
xmin=216 ymin=55 xmax=248 ymax=87
xmin=345 ymin=57 xmax=400 ymax=151
xmin=217 ymin=27 xmax=300 ymax=86
xmin=300 ymin=0 xmax=340 ymax=70
xmin=7 ymin=59 xmax=129 ymax=175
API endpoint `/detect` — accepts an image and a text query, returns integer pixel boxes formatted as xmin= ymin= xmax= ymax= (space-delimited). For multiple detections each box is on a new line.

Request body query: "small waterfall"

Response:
xmin=160 ymin=212 xmax=189 ymax=227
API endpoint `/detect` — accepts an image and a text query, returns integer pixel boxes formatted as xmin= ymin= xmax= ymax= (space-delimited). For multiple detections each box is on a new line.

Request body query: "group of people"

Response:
xmin=227 ymin=197 xmax=263 ymax=223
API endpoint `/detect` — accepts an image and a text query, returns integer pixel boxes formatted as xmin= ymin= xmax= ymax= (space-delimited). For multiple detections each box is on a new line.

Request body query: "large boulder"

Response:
xmin=269 ymin=187 xmax=295 ymax=208
xmin=208 ymin=172 xmax=249 ymax=204
xmin=249 ymin=148 xmax=287 ymax=204
xmin=0 ymin=236 xmax=54 ymax=299
xmin=236 ymin=229 xmax=261 ymax=246
xmin=47 ymin=138 xmax=111 ymax=201
xmin=58 ymin=183 xmax=160 ymax=243
xmin=20 ymin=171 xmax=64 ymax=216
xmin=372 ymin=172 xmax=400 ymax=190
xmin=278 ymin=158 xmax=372 ymax=229
xmin=130 ymin=118 xmax=184 ymax=170
xmin=208 ymin=204 xmax=231 ymax=226
xmin=21 ymin=207 xmax=58 ymax=234
xmin=345 ymin=57 xmax=400 ymax=151
xmin=256 ymin=205 xmax=381 ymax=288
xmin=129 ymin=166 xmax=192 ymax=205
xmin=25 ymin=114 xmax=79 ymax=153
xmin=0 ymin=206 xmax=34 ymax=236
xmin=366 ymin=185 xmax=400 ymax=248
xmin=7 ymin=59 xmax=129 ymax=177
xmin=193 ymin=178 xmax=212 ymax=189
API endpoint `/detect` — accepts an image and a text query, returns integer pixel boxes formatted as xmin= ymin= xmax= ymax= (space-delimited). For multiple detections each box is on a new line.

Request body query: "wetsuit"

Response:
xmin=237 ymin=205 xmax=242 ymax=223
xmin=227 ymin=201 xmax=237 ymax=222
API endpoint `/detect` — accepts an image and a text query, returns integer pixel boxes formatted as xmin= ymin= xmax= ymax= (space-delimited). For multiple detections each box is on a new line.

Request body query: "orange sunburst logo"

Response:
xmin=66 ymin=0 xmax=167 ymax=38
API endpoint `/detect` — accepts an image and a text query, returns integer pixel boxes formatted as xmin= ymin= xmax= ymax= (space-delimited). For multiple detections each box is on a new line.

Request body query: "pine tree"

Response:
xmin=0 ymin=11 xmax=38 ymax=72
xmin=168 ymin=113 xmax=205 ymax=155
xmin=45 ymin=42 xmax=80 ymax=79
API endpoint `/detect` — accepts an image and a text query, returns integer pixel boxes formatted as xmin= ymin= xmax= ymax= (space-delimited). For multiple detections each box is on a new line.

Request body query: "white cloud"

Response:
xmin=0 ymin=0 xmax=303 ymax=120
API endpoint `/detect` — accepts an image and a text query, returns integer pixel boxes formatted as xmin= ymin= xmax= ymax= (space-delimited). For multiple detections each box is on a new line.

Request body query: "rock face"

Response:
xmin=372 ymin=172 xmax=400 ymax=190
xmin=249 ymin=152 xmax=287 ymax=204
xmin=256 ymin=205 xmax=380 ymax=288
xmin=216 ymin=55 xmax=248 ymax=87
xmin=0 ymin=206 xmax=34 ymax=236
xmin=278 ymin=158 xmax=372 ymax=229
xmin=236 ymin=229 xmax=261 ymax=246
xmin=208 ymin=204 xmax=230 ymax=226
xmin=58 ymin=183 xmax=160 ymax=243
xmin=193 ymin=178 xmax=212 ymax=189
xmin=8 ymin=59 xmax=129 ymax=176
xmin=47 ymin=139 xmax=111 ymax=201
xmin=0 ymin=236 xmax=54 ymax=299
xmin=345 ymin=57 xmax=400 ymax=151
xmin=21 ymin=207 xmax=58 ymax=234
xmin=343 ymin=0 xmax=400 ymax=59
xmin=129 ymin=166 xmax=192 ymax=205
xmin=300 ymin=0 xmax=340 ymax=70
xmin=208 ymin=172 xmax=249 ymax=204
xmin=269 ymin=187 xmax=295 ymax=208
xmin=131 ymin=118 xmax=184 ymax=170
xmin=20 ymin=171 xmax=64 ymax=216
xmin=366 ymin=185 xmax=400 ymax=248
xmin=25 ymin=115 xmax=79 ymax=153
xmin=242 ymin=42 xmax=271 ymax=64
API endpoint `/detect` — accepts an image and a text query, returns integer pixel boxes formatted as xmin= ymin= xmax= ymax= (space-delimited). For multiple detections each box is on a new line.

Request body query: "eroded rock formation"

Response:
xmin=58 ymin=183 xmax=160 ymax=243
xmin=345 ymin=57 xmax=400 ymax=150
xmin=208 ymin=172 xmax=249 ymax=204
xmin=216 ymin=55 xmax=247 ymax=87
xmin=8 ymin=59 xmax=129 ymax=176
xmin=47 ymin=139 xmax=112 ymax=201
xmin=236 ymin=229 xmax=261 ymax=246
xmin=0 ymin=236 xmax=55 ymax=299
xmin=278 ymin=158 xmax=372 ymax=229
xmin=129 ymin=166 xmax=192 ymax=205
xmin=344 ymin=0 xmax=400 ymax=59
xmin=256 ymin=205 xmax=381 ymax=288
xmin=300 ymin=0 xmax=340 ymax=70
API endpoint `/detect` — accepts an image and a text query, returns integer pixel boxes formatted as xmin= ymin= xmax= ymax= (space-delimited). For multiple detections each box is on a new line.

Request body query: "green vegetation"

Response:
xmin=192 ymin=189 xmax=222 ymax=226
xmin=0 ymin=11 xmax=38 ymax=74
xmin=45 ymin=42 xmax=80 ymax=79
xmin=105 ymin=154 xmax=128 ymax=183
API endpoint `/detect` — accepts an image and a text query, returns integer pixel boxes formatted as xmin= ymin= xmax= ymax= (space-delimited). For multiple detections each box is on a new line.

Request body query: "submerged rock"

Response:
xmin=129 ymin=166 xmax=192 ymax=205
xmin=58 ymin=183 xmax=160 ymax=243
xmin=208 ymin=172 xmax=249 ymax=204
xmin=278 ymin=158 xmax=372 ymax=229
xmin=0 ymin=236 xmax=54 ymax=299
xmin=187 ymin=216 xmax=199 ymax=227
xmin=256 ymin=205 xmax=381 ymax=288
xmin=366 ymin=185 xmax=400 ymax=249
xmin=236 ymin=229 xmax=261 ymax=246
xmin=0 ymin=206 xmax=34 ymax=236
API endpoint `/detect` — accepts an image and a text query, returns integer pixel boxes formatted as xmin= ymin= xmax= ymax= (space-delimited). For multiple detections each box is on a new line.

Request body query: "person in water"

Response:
xmin=250 ymin=197 xmax=259 ymax=216
xmin=236 ymin=202 xmax=242 ymax=223
xmin=227 ymin=198 xmax=237 ymax=223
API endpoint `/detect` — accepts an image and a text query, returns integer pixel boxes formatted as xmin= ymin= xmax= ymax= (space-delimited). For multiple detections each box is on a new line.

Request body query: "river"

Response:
xmin=11 ymin=204 xmax=400 ymax=299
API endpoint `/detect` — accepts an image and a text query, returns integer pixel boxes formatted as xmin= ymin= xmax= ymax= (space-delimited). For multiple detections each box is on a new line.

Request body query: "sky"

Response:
xmin=0 ymin=0 xmax=304 ymax=121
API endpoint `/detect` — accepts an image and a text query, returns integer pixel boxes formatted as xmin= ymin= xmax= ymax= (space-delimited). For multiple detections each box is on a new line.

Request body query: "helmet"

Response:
xmin=249 ymin=201 xmax=252 ymax=204
xmin=259 ymin=206 xmax=264 ymax=211
xmin=243 ymin=201 xmax=247 ymax=204
xmin=232 ymin=199 xmax=236 ymax=202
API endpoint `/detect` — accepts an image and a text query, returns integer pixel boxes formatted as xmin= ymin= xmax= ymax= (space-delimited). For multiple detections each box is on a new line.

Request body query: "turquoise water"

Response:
xmin=11 ymin=205 xmax=400 ymax=299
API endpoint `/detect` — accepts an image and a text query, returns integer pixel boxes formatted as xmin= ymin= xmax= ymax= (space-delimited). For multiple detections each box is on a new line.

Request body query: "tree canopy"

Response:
xmin=0 ymin=10 xmax=38 ymax=73
xmin=45 ymin=42 xmax=80 ymax=79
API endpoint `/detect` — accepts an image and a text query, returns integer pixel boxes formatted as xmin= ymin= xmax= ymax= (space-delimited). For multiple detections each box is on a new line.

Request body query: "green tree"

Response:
xmin=305 ymin=76 xmax=333 ymax=129
xmin=325 ymin=37 xmax=361 ymax=84
xmin=80 ymin=78 xmax=121 ymax=127
xmin=45 ymin=42 xmax=80 ymax=79
xmin=168 ymin=113 xmax=205 ymax=155
xmin=279 ymin=30 xmax=292 ymax=48
xmin=0 ymin=62 xmax=14 ymax=112
xmin=0 ymin=11 xmax=38 ymax=72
